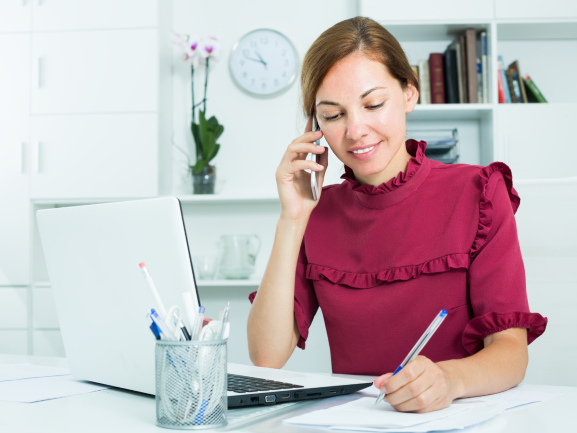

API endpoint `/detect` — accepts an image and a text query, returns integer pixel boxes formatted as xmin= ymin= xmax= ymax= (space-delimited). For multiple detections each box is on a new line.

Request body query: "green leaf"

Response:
xmin=193 ymin=159 xmax=207 ymax=174
xmin=211 ymin=124 xmax=224 ymax=141
xmin=207 ymin=115 xmax=219 ymax=127
xmin=202 ymin=130 xmax=215 ymax=160
xmin=191 ymin=122 xmax=201 ymax=158
xmin=206 ymin=143 xmax=220 ymax=162
xmin=198 ymin=111 xmax=211 ymax=157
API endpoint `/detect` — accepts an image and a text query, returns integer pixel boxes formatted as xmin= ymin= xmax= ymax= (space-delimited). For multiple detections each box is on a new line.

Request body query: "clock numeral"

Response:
xmin=285 ymin=59 xmax=289 ymax=67
xmin=274 ymin=79 xmax=279 ymax=86
xmin=250 ymin=41 xmax=257 ymax=48
xmin=242 ymin=71 xmax=247 ymax=78
xmin=240 ymin=60 xmax=244 ymax=66
xmin=275 ymin=40 xmax=278 ymax=47
xmin=243 ymin=49 xmax=250 ymax=57
xmin=282 ymin=71 xmax=286 ymax=77
xmin=261 ymin=82 xmax=267 ymax=89
xmin=250 ymin=79 xmax=254 ymax=87
xmin=281 ymin=49 xmax=286 ymax=56
xmin=260 ymin=37 xmax=268 ymax=44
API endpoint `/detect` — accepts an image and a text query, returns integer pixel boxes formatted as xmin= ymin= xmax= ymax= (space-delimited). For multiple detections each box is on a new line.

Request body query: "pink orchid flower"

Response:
xmin=171 ymin=32 xmax=203 ymax=67
xmin=199 ymin=36 xmax=220 ymax=62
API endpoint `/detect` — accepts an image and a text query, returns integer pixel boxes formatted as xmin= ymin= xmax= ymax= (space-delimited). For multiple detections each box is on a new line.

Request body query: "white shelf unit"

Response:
xmin=0 ymin=0 xmax=174 ymax=358
xmin=361 ymin=0 xmax=577 ymax=387
xmin=195 ymin=279 xmax=261 ymax=287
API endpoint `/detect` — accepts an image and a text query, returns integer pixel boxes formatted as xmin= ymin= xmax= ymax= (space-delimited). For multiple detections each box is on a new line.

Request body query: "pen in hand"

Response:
xmin=375 ymin=309 xmax=448 ymax=406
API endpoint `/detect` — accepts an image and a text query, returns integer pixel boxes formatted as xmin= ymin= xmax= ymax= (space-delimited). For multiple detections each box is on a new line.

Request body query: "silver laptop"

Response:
xmin=37 ymin=197 xmax=371 ymax=407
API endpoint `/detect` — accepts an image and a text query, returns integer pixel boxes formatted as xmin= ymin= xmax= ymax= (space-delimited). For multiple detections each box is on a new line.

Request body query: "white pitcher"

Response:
xmin=218 ymin=235 xmax=261 ymax=279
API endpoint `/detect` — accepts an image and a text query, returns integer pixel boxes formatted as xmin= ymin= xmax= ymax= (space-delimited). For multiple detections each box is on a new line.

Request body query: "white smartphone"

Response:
xmin=311 ymin=116 xmax=321 ymax=200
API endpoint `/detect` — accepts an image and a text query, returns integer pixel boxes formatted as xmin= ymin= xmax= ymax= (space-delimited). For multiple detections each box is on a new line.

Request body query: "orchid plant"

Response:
xmin=172 ymin=32 xmax=224 ymax=175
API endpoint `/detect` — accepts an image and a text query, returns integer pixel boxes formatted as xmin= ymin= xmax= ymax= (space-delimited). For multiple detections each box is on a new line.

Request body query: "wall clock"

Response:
xmin=229 ymin=29 xmax=298 ymax=97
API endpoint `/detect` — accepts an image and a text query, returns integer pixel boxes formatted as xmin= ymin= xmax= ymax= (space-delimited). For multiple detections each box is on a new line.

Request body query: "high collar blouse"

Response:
xmin=249 ymin=140 xmax=547 ymax=375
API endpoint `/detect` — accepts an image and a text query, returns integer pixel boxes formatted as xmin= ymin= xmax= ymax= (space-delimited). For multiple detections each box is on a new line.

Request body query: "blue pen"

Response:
xmin=150 ymin=308 xmax=176 ymax=341
xmin=375 ymin=309 xmax=448 ymax=406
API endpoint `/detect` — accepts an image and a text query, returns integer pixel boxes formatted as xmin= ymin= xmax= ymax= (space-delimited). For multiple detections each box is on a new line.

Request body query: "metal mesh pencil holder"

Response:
xmin=155 ymin=339 xmax=227 ymax=430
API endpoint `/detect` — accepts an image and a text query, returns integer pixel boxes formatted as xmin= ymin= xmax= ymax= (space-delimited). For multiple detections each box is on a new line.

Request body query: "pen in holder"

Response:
xmin=156 ymin=339 xmax=227 ymax=429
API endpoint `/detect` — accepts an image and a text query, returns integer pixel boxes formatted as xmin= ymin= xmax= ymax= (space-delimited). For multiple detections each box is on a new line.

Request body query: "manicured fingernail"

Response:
xmin=316 ymin=164 xmax=324 ymax=169
xmin=383 ymin=395 xmax=388 ymax=402
xmin=380 ymin=385 xmax=387 ymax=393
xmin=315 ymin=130 xmax=322 ymax=135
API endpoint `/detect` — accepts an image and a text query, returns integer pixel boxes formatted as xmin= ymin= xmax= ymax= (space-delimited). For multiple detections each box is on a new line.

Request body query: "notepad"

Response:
xmin=0 ymin=364 xmax=70 ymax=382
xmin=283 ymin=397 xmax=476 ymax=429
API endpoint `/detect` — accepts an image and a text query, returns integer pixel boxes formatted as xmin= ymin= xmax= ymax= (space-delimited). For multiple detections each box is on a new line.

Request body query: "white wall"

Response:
xmin=172 ymin=0 xmax=359 ymax=372
xmin=171 ymin=0 xmax=358 ymax=196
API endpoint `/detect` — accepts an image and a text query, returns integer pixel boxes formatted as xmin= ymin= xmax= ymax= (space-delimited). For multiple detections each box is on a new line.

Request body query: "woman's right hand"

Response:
xmin=276 ymin=116 xmax=328 ymax=222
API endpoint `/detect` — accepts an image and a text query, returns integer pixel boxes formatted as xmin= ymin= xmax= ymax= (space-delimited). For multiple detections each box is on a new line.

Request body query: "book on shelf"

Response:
xmin=411 ymin=65 xmax=419 ymax=103
xmin=458 ymin=34 xmax=468 ymax=103
xmin=464 ymin=29 xmax=478 ymax=103
xmin=448 ymin=40 xmax=464 ymax=103
xmin=523 ymin=74 xmax=547 ymax=103
xmin=415 ymin=29 xmax=494 ymax=105
xmin=497 ymin=57 xmax=547 ymax=103
xmin=411 ymin=65 xmax=419 ymax=81
xmin=498 ymin=56 xmax=512 ymax=103
xmin=508 ymin=60 xmax=528 ymax=103
xmin=497 ymin=67 xmax=505 ymax=104
xmin=476 ymin=57 xmax=482 ymax=103
xmin=480 ymin=32 xmax=489 ymax=103
xmin=505 ymin=68 xmax=519 ymax=103
xmin=418 ymin=59 xmax=431 ymax=104
xmin=429 ymin=53 xmax=445 ymax=104
xmin=443 ymin=48 xmax=459 ymax=104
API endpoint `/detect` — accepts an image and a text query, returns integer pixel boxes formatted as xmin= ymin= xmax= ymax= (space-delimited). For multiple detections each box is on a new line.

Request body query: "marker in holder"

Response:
xmin=155 ymin=339 xmax=227 ymax=429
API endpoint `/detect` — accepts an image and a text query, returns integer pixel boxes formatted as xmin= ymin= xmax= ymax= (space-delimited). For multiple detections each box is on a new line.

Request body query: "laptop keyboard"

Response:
xmin=227 ymin=374 xmax=304 ymax=394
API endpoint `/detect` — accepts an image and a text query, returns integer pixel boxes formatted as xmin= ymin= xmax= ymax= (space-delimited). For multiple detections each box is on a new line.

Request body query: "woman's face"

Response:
xmin=315 ymin=53 xmax=418 ymax=181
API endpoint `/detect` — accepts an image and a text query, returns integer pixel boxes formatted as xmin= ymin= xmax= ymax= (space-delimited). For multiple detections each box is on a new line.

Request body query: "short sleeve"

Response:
xmin=248 ymin=241 xmax=319 ymax=349
xmin=463 ymin=163 xmax=548 ymax=354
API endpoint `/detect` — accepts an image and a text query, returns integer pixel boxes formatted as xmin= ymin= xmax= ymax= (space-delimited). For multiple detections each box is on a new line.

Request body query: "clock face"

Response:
xmin=230 ymin=29 xmax=298 ymax=97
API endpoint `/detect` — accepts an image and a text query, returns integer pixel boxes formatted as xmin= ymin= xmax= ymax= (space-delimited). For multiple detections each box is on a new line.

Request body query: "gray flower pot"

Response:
xmin=192 ymin=164 xmax=216 ymax=194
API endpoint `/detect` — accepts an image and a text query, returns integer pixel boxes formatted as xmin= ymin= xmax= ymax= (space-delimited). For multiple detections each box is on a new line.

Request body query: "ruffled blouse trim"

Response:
xmin=462 ymin=311 xmax=548 ymax=355
xmin=340 ymin=139 xmax=427 ymax=195
xmin=306 ymin=253 xmax=470 ymax=289
xmin=248 ymin=291 xmax=308 ymax=349
xmin=470 ymin=162 xmax=521 ymax=259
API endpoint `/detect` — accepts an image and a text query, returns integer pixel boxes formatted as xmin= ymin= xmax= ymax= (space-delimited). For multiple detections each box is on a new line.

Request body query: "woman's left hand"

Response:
xmin=373 ymin=356 xmax=458 ymax=413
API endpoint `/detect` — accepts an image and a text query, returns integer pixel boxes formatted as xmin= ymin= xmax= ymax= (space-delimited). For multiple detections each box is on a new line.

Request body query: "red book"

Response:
xmin=497 ymin=67 xmax=505 ymax=103
xmin=429 ymin=53 xmax=445 ymax=104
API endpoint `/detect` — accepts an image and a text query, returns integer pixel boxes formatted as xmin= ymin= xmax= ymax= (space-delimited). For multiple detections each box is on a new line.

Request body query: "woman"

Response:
xmin=247 ymin=17 xmax=547 ymax=413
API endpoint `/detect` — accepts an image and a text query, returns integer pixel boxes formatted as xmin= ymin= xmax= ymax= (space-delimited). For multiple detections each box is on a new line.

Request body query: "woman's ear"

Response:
xmin=404 ymin=83 xmax=419 ymax=114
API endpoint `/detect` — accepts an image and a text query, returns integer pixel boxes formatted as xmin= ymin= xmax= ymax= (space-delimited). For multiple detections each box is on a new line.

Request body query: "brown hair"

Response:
xmin=301 ymin=16 xmax=418 ymax=118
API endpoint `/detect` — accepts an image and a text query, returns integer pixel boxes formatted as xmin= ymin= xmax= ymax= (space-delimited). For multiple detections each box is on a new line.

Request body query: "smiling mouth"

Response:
xmin=351 ymin=146 xmax=376 ymax=154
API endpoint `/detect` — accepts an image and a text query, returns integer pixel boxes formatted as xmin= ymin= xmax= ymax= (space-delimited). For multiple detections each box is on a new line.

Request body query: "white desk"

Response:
xmin=0 ymin=355 xmax=575 ymax=432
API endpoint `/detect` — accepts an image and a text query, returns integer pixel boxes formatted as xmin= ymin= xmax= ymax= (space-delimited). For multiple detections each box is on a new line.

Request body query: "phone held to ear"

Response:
xmin=311 ymin=116 xmax=321 ymax=201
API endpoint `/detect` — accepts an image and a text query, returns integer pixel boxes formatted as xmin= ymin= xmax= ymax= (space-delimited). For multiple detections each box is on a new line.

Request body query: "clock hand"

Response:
xmin=254 ymin=50 xmax=268 ymax=70
xmin=243 ymin=53 xmax=265 ymax=64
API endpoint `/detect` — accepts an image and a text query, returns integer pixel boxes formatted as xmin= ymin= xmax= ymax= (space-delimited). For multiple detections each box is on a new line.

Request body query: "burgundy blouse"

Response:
xmin=249 ymin=140 xmax=547 ymax=375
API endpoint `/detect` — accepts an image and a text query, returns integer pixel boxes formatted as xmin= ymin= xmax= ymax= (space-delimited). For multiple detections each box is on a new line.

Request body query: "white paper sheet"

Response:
xmin=283 ymin=397 xmax=475 ymax=429
xmin=359 ymin=383 xmax=563 ymax=411
xmin=0 ymin=375 xmax=108 ymax=403
xmin=328 ymin=400 xmax=506 ymax=432
xmin=0 ymin=363 xmax=70 ymax=382
xmin=458 ymin=384 xmax=563 ymax=410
